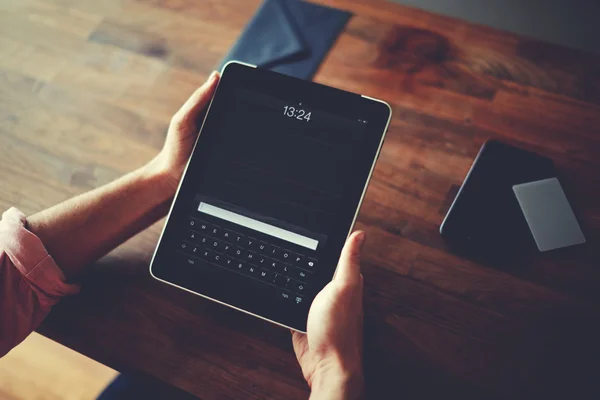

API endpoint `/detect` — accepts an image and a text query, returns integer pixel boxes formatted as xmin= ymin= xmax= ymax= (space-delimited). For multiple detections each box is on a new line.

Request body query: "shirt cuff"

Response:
xmin=0 ymin=207 xmax=79 ymax=306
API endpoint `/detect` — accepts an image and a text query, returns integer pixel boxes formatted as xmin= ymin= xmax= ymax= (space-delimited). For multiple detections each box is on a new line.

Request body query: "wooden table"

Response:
xmin=2 ymin=0 xmax=600 ymax=398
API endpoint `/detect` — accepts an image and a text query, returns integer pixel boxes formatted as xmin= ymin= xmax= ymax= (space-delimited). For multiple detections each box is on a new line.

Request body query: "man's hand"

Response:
xmin=153 ymin=71 xmax=220 ymax=191
xmin=292 ymin=231 xmax=366 ymax=400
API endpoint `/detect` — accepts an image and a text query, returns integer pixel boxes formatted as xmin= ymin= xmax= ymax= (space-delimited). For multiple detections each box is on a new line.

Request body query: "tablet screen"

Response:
xmin=193 ymin=87 xmax=367 ymax=250
xmin=151 ymin=63 xmax=390 ymax=331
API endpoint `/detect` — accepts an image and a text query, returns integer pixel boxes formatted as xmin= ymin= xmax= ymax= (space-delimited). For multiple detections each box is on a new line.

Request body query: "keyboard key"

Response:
xmin=232 ymin=232 xmax=245 ymax=245
xmin=222 ymin=243 xmax=234 ymax=255
xmin=222 ymin=229 xmax=234 ymax=241
xmin=278 ymin=290 xmax=293 ymax=302
xmin=256 ymin=255 xmax=268 ymax=267
xmin=259 ymin=269 xmax=274 ymax=283
xmin=270 ymin=246 xmax=282 ymax=259
xmin=201 ymin=248 xmax=211 ymax=260
xmin=293 ymin=295 xmax=304 ymax=305
xmin=248 ymin=239 xmax=260 ymax=251
xmin=184 ymin=257 xmax=197 ymax=266
xmin=256 ymin=242 xmax=269 ymax=254
xmin=246 ymin=251 xmax=257 ymax=262
xmin=233 ymin=260 xmax=245 ymax=272
xmin=223 ymin=256 xmax=235 ymax=269
xmin=303 ymin=258 xmax=317 ymax=270
xmin=288 ymin=279 xmax=308 ymax=294
xmin=188 ymin=218 xmax=198 ymax=229
xmin=187 ymin=231 xmax=200 ymax=243
xmin=246 ymin=264 xmax=260 ymax=277
xmin=274 ymin=273 xmax=290 ymax=288
xmin=212 ymin=252 xmax=225 ymax=266
xmin=180 ymin=242 xmax=189 ymax=252
xmin=267 ymin=260 xmax=280 ymax=270
xmin=277 ymin=263 xmax=293 ymax=276
xmin=210 ymin=239 xmax=221 ymax=251
xmin=246 ymin=237 xmax=257 ymax=248
xmin=190 ymin=245 xmax=201 ymax=256
xmin=292 ymin=254 xmax=305 ymax=266
xmin=281 ymin=249 xmax=293 ymax=261
xmin=199 ymin=236 xmax=209 ymax=246
xmin=233 ymin=247 xmax=246 ymax=259
xmin=196 ymin=220 xmax=210 ymax=233
xmin=210 ymin=226 xmax=220 ymax=237
xmin=293 ymin=268 xmax=311 ymax=282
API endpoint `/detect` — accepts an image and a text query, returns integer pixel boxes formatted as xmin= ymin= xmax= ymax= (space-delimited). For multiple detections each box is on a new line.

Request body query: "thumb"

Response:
xmin=170 ymin=71 xmax=220 ymax=134
xmin=333 ymin=231 xmax=365 ymax=285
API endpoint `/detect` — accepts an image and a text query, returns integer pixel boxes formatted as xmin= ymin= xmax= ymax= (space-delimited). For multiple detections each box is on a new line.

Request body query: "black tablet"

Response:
xmin=150 ymin=61 xmax=391 ymax=332
xmin=439 ymin=140 xmax=556 ymax=258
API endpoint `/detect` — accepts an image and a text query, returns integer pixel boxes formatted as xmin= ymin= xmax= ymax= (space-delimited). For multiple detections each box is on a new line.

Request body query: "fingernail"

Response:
xmin=208 ymin=70 xmax=218 ymax=82
xmin=355 ymin=230 xmax=366 ymax=250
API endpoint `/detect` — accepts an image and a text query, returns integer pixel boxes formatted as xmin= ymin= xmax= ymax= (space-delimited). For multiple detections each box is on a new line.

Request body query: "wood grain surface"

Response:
xmin=1 ymin=0 xmax=599 ymax=399
xmin=0 ymin=333 xmax=118 ymax=400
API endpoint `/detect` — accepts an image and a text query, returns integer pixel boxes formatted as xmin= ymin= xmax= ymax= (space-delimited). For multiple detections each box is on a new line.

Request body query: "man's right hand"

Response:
xmin=292 ymin=231 xmax=366 ymax=400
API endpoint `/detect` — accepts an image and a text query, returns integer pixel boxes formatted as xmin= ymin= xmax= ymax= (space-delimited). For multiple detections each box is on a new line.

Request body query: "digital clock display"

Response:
xmin=283 ymin=106 xmax=311 ymax=122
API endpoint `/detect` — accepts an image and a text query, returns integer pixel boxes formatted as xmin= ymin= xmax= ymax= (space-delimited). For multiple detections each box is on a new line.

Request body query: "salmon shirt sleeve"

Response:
xmin=0 ymin=207 xmax=79 ymax=357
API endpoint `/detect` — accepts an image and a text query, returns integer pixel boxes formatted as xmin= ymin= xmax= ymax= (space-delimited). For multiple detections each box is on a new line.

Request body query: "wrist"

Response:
xmin=310 ymin=359 xmax=364 ymax=400
xmin=140 ymin=155 xmax=180 ymax=203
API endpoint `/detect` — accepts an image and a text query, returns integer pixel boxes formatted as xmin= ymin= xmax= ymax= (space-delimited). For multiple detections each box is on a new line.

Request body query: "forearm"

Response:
xmin=27 ymin=157 xmax=174 ymax=279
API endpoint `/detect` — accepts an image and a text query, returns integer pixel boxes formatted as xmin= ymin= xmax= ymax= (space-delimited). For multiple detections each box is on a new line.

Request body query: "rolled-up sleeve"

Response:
xmin=0 ymin=207 xmax=79 ymax=357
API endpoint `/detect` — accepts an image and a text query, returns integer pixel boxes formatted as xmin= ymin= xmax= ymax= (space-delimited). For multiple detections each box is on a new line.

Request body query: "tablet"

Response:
xmin=439 ymin=140 xmax=556 ymax=258
xmin=150 ymin=61 xmax=391 ymax=332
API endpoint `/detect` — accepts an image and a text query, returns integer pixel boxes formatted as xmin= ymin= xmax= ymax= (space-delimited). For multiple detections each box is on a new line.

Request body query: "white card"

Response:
xmin=513 ymin=178 xmax=586 ymax=252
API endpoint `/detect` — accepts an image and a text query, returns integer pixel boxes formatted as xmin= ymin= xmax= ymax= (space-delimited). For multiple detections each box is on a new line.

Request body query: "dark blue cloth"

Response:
xmin=219 ymin=0 xmax=351 ymax=80
xmin=97 ymin=374 xmax=199 ymax=400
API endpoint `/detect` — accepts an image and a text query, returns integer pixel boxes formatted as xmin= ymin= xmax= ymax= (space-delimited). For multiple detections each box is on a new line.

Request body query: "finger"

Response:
xmin=333 ymin=230 xmax=365 ymax=285
xmin=291 ymin=329 xmax=304 ymax=346
xmin=291 ymin=330 xmax=308 ymax=360
xmin=171 ymin=71 xmax=220 ymax=133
